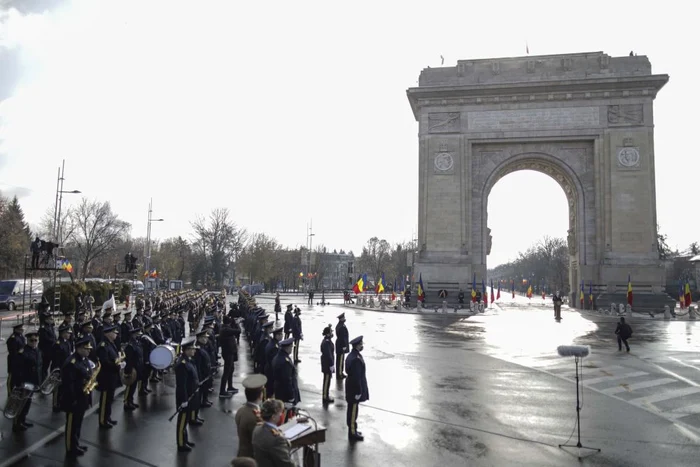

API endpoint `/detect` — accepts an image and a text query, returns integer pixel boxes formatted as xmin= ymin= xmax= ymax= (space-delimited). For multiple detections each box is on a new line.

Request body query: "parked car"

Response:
xmin=0 ymin=279 xmax=44 ymax=311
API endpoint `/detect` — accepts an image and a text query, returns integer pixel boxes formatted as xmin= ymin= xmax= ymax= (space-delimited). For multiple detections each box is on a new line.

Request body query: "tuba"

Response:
xmin=84 ymin=361 xmax=101 ymax=394
xmin=4 ymin=383 xmax=37 ymax=419
xmin=39 ymin=369 xmax=62 ymax=395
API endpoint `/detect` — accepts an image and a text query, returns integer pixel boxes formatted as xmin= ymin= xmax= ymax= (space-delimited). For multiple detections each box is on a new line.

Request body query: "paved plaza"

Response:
xmin=0 ymin=294 xmax=699 ymax=466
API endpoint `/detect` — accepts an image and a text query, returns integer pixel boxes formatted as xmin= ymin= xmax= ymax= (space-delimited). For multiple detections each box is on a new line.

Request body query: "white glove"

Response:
xmin=330 ymin=366 xmax=336 ymax=373
xmin=119 ymin=362 xmax=126 ymax=369
xmin=180 ymin=402 xmax=188 ymax=409
xmin=354 ymin=394 xmax=361 ymax=401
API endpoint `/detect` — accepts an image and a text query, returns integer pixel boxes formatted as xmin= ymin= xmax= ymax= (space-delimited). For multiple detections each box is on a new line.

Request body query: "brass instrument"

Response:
xmin=4 ymin=383 xmax=37 ymax=419
xmin=83 ymin=361 xmax=101 ymax=394
xmin=119 ymin=348 xmax=136 ymax=386
xmin=39 ymin=369 xmax=62 ymax=395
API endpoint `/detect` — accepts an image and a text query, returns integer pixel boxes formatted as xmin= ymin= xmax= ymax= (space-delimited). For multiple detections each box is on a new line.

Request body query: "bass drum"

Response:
xmin=150 ymin=345 xmax=176 ymax=370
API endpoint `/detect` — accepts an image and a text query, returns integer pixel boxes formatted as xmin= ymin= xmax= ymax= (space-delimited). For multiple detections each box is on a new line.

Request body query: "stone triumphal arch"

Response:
xmin=407 ymin=52 xmax=674 ymax=309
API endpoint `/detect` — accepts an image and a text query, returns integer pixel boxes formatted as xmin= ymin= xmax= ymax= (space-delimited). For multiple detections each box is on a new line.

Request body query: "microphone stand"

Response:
xmin=168 ymin=374 xmax=212 ymax=422
xmin=559 ymin=356 xmax=601 ymax=459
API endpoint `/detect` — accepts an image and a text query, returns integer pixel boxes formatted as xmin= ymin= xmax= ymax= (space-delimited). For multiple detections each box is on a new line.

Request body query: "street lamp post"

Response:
xmin=145 ymin=198 xmax=164 ymax=289
xmin=306 ymin=220 xmax=315 ymax=292
xmin=53 ymin=159 xmax=81 ymax=245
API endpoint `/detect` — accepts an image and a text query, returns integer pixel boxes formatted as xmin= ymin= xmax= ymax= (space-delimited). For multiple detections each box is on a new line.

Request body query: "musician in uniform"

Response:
xmin=38 ymin=312 xmax=56 ymax=379
xmin=138 ymin=318 xmax=156 ymax=395
xmin=252 ymin=399 xmax=296 ymax=467
xmin=319 ymin=325 xmax=336 ymax=404
xmin=254 ymin=321 xmax=274 ymax=375
xmin=61 ymin=335 xmax=96 ymax=458
xmin=335 ymin=313 xmax=349 ymax=379
xmin=292 ymin=308 xmax=303 ymax=364
xmin=10 ymin=330 xmax=42 ymax=432
xmin=52 ymin=325 xmax=74 ymax=412
xmin=96 ymin=324 xmax=122 ymax=428
xmin=78 ymin=321 xmax=98 ymax=363
xmin=121 ymin=311 xmax=134 ymax=338
xmin=174 ymin=336 xmax=199 ymax=452
xmin=73 ymin=311 xmax=87 ymax=337
xmin=235 ymin=374 xmax=266 ymax=458
xmin=283 ymin=305 xmax=293 ymax=339
xmin=345 ymin=335 xmax=369 ymax=442
xmin=109 ymin=311 xmax=121 ymax=348
xmin=218 ymin=316 xmax=239 ymax=398
xmin=192 ymin=330 xmax=212 ymax=424
xmin=6 ymin=323 xmax=27 ymax=396
xmin=91 ymin=308 xmax=102 ymax=340
xmin=59 ymin=310 xmax=74 ymax=335
xmin=271 ymin=338 xmax=299 ymax=421
xmin=264 ymin=324 xmax=284 ymax=399
xmin=123 ymin=328 xmax=144 ymax=411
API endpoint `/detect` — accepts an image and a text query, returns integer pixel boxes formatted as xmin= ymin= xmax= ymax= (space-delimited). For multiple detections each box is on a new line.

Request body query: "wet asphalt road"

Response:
xmin=1 ymin=294 xmax=699 ymax=467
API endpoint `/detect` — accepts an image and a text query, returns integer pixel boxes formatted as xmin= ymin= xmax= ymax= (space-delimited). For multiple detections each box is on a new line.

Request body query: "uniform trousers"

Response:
xmin=65 ymin=409 xmax=85 ymax=454
xmin=99 ymin=389 xmax=115 ymax=425
xmin=123 ymin=381 xmax=137 ymax=406
xmin=336 ymin=352 xmax=345 ymax=378
xmin=293 ymin=339 xmax=300 ymax=362
xmin=347 ymin=402 xmax=360 ymax=434
xmin=219 ymin=358 xmax=234 ymax=394
xmin=176 ymin=410 xmax=189 ymax=448
xmin=322 ymin=372 xmax=332 ymax=399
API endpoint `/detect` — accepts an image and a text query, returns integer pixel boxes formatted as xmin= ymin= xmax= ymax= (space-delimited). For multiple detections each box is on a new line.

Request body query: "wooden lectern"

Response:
xmin=280 ymin=418 xmax=326 ymax=467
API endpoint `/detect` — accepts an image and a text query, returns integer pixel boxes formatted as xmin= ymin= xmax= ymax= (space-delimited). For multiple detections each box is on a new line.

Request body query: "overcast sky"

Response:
xmin=0 ymin=0 xmax=697 ymax=267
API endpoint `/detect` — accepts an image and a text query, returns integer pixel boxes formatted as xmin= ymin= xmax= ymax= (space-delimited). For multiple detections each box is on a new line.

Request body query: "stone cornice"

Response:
xmin=406 ymin=75 xmax=669 ymax=120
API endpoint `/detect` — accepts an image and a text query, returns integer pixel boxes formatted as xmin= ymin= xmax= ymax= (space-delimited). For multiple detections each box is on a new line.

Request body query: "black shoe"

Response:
xmin=178 ymin=445 xmax=192 ymax=453
xmin=21 ymin=422 xmax=34 ymax=428
xmin=227 ymin=388 xmax=239 ymax=394
xmin=78 ymin=445 xmax=88 ymax=452
xmin=219 ymin=393 xmax=233 ymax=399
xmin=626 ymin=348 xmax=630 ymax=352
xmin=139 ymin=391 xmax=149 ymax=396
xmin=295 ymin=359 xmax=302 ymax=363
xmin=196 ymin=417 xmax=205 ymax=423
xmin=100 ymin=423 xmax=113 ymax=429
xmin=322 ymin=397 xmax=335 ymax=404
xmin=124 ymin=404 xmax=136 ymax=411
xmin=12 ymin=424 xmax=28 ymax=432
xmin=53 ymin=407 xmax=62 ymax=413
xmin=186 ymin=441 xmax=196 ymax=447
xmin=356 ymin=431 xmax=363 ymax=436
xmin=348 ymin=432 xmax=364 ymax=441
xmin=189 ymin=420 xmax=203 ymax=426
xmin=108 ymin=419 xmax=118 ymax=425
xmin=132 ymin=402 xmax=140 ymax=408
xmin=66 ymin=450 xmax=85 ymax=458
xmin=337 ymin=374 xmax=346 ymax=379
xmin=201 ymin=401 xmax=213 ymax=408
xmin=207 ymin=388 xmax=214 ymax=393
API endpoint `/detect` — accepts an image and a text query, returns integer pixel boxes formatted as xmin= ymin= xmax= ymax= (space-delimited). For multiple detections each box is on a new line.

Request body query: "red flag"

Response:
xmin=496 ymin=282 xmax=501 ymax=300
xmin=511 ymin=280 xmax=515 ymax=299
xmin=685 ymin=282 xmax=693 ymax=306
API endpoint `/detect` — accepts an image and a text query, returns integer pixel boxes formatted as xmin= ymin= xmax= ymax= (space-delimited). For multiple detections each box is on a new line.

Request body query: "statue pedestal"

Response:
xmin=664 ymin=305 xmax=671 ymax=320
xmin=689 ymin=306 xmax=697 ymax=320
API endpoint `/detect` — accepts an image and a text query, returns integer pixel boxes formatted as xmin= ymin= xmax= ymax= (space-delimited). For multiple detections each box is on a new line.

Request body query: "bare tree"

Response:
xmin=190 ymin=208 xmax=248 ymax=287
xmin=357 ymin=237 xmax=392 ymax=283
xmin=65 ymin=198 xmax=131 ymax=279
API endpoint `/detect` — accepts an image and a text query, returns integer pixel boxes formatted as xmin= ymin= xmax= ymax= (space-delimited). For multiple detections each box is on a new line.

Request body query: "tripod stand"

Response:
xmin=559 ymin=355 xmax=601 ymax=459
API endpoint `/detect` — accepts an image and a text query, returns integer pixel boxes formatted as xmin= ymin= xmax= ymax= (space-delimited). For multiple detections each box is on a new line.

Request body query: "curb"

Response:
xmin=342 ymin=303 xmax=486 ymax=317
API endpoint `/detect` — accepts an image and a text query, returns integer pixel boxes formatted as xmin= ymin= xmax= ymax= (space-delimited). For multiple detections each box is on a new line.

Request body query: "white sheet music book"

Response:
xmin=283 ymin=423 xmax=312 ymax=439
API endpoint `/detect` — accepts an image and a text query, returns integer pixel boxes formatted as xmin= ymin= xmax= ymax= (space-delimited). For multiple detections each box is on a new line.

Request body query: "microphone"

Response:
xmin=557 ymin=345 xmax=590 ymax=358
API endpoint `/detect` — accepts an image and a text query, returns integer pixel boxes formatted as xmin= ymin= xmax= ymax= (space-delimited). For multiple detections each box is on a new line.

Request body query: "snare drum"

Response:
xmin=149 ymin=344 xmax=176 ymax=370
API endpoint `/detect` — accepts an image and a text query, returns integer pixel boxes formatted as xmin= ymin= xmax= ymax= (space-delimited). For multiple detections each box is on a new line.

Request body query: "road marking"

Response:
xmin=667 ymin=403 xmax=700 ymax=420
xmin=669 ymin=357 xmax=700 ymax=374
xmin=584 ymin=371 xmax=648 ymax=386
xmin=601 ymin=377 xmax=676 ymax=395
xmin=629 ymin=387 xmax=700 ymax=406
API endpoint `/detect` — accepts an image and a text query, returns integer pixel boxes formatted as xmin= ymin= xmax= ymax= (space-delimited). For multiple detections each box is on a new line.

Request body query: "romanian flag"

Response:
xmin=496 ymin=281 xmax=501 ymax=300
xmin=391 ymin=279 xmax=397 ymax=301
xmin=685 ymin=282 xmax=693 ymax=306
xmin=511 ymin=280 xmax=515 ymax=299
xmin=66 ymin=262 xmax=73 ymax=273
xmin=143 ymin=270 xmax=149 ymax=278
xmin=490 ymin=280 xmax=495 ymax=304
xmin=589 ymin=282 xmax=593 ymax=305
xmin=627 ymin=275 xmax=633 ymax=306
xmin=375 ymin=273 xmax=385 ymax=294
xmin=417 ymin=273 xmax=425 ymax=302
xmin=471 ymin=274 xmax=477 ymax=302
xmin=352 ymin=275 xmax=363 ymax=294
xmin=150 ymin=269 xmax=158 ymax=278
xmin=579 ymin=280 xmax=584 ymax=305
xmin=679 ymin=283 xmax=686 ymax=309
xmin=526 ymin=281 xmax=532 ymax=299
xmin=362 ymin=273 xmax=368 ymax=291
xmin=482 ymin=279 xmax=487 ymax=308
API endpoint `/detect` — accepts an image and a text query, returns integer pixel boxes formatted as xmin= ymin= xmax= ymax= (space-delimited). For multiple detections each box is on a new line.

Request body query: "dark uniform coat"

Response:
xmin=320 ymin=337 xmax=335 ymax=373
xmin=96 ymin=340 xmax=122 ymax=391
xmin=272 ymin=349 xmax=300 ymax=404
xmin=345 ymin=349 xmax=369 ymax=403
xmin=335 ymin=322 xmax=349 ymax=354
xmin=60 ymin=352 xmax=93 ymax=412
xmin=175 ymin=355 xmax=199 ymax=406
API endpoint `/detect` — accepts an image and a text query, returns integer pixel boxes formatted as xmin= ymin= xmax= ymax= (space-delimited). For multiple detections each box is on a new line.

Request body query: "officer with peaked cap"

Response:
xmin=121 ymin=311 xmax=133 ymax=340
xmin=271 ymin=337 xmax=300 ymax=421
xmin=292 ymin=308 xmax=303 ymax=364
xmin=78 ymin=320 xmax=98 ymax=363
xmin=175 ymin=336 xmax=199 ymax=452
xmin=52 ymin=324 xmax=74 ymax=412
xmin=97 ymin=324 xmax=122 ymax=428
xmin=123 ymin=328 xmax=144 ymax=411
xmin=254 ymin=321 xmax=274 ymax=376
xmin=193 ymin=330 xmax=212 ymax=420
xmin=61 ymin=334 xmax=95 ymax=458
xmin=320 ymin=324 xmax=335 ymax=404
xmin=38 ymin=311 xmax=56 ymax=379
xmin=6 ymin=322 xmax=26 ymax=395
xmin=10 ymin=330 xmax=41 ymax=432
xmin=235 ymin=374 xmax=267 ymax=458
xmin=345 ymin=335 xmax=369 ymax=442
xmin=264 ymin=324 xmax=284 ymax=398
xmin=335 ymin=312 xmax=349 ymax=379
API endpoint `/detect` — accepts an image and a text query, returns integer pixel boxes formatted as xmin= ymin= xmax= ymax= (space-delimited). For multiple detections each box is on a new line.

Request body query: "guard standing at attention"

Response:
xmin=11 ymin=330 xmax=42 ymax=432
xmin=61 ymin=335 xmax=96 ymax=458
xmin=6 ymin=323 xmax=26 ymax=395
xmin=96 ymin=324 xmax=122 ymax=428
xmin=235 ymin=374 xmax=266 ymax=458
xmin=38 ymin=312 xmax=57 ymax=379
xmin=123 ymin=328 xmax=144 ymax=411
xmin=175 ymin=336 xmax=199 ymax=453
xmin=320 ymin=324 xmax=335 ymax=404
xmin=272 ymin=338 xmax=300 ymax=421
xmin=345 ymin=335 xmax=369 ymax=442
xmin=264 ymin=324 xmax=284 ymax=399
xmin=283 ymin=304 xmax=293 ymax=339
xmin=335 ymin=313 xmax=349 ymax=379
xmin=291 ymin=308 xmax=303 ymax=364
xmin=254 ymin=321 xmax=274 ymax=375
xmin=52 ymin=325 xmax=74 ymax=412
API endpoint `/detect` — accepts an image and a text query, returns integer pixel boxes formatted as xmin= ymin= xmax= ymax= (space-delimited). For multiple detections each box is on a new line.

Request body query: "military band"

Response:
xmin=61 ymin=335 xmax=96 ymax=458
